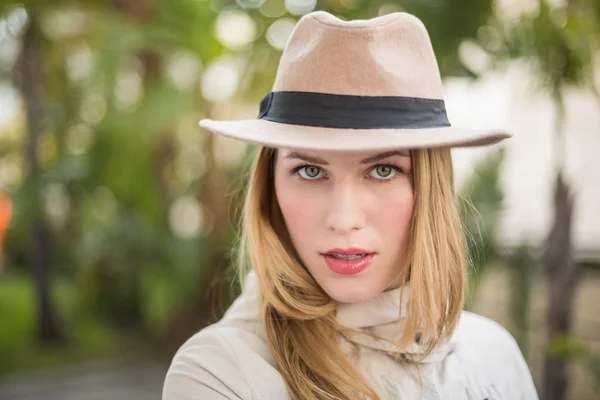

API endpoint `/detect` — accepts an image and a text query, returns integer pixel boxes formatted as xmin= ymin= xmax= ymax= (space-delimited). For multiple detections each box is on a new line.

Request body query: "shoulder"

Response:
xmin=163 ymin=325 xmax=284 ymax=400
xmin=162 ymin=327 xmax=253 ymax=400
xmin=451 ymin=311 xmax=539 ymax=400
xmin=454 ymin=311 xmax=518 ymax=351
xmin=453 ymin=311 xmax=524 ymax=366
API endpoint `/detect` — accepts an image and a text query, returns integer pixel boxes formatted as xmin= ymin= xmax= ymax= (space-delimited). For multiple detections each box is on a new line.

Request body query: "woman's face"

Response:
xmin=274 ymin=148 xmax=414 ymax=304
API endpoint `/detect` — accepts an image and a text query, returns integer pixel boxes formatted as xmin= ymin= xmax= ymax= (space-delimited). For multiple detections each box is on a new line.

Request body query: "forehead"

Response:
xmin=277 ymin=148 xmax=411 ymax=164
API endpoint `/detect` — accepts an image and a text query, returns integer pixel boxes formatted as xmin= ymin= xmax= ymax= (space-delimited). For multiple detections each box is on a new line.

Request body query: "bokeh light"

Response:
xmin=169 ymin=196 xmax=205 ymax=239
xmin=80 ymin=93 xmax=107 ymax=125
xmin=214 ymin=9 xmax=257 ymax=50
xmin=285 ymin=0 xmax=316 ymax=16
xmin=201 ymin=56 xmax=240 ymax=102
xmin=266 ymin=18 xmax=296 ymax=50
xmin=167 ymin=51 xmax=203 ymax=91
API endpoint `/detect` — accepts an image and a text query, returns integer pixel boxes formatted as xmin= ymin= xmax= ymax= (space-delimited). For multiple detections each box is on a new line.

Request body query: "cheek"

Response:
xmin=275 ymin=178 xmax=322 ymax=241
xmin=372 ymin=186 xmax=414 ymax=237
xmin=278 ymin=195 xmax=313 ymax=231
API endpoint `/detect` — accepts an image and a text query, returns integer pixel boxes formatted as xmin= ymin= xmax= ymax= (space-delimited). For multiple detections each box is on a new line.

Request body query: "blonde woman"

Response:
xmin=162 ymin=11 xmax=538 ymax=400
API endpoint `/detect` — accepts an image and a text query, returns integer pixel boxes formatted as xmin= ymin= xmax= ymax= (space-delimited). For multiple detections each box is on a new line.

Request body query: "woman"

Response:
xmin=162 ymin=10 xmax=538 ymax=400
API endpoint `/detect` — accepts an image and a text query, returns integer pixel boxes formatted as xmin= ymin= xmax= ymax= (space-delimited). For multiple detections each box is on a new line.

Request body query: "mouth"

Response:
xmin=321 ymin=248 xmax=376 ymax=275
xmin=325 ymin=253 xmax=371 ymax=260
xmin=322 ymin=248 xmax=375 ymax=258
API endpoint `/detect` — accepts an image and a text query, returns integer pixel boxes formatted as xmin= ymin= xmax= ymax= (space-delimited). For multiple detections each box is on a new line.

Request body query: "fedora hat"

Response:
xmin=199 ymin=11 xmax=510 ymax=151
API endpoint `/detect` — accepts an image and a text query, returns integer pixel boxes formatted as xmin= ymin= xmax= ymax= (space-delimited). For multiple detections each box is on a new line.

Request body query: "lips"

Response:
xmin=323 ymin=248 xmax=374 ymax=256
xmin=322 ymin=248 xmax=376 ymax=275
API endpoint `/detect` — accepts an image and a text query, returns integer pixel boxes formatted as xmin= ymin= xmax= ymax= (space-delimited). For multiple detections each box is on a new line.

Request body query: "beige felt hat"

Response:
xmin=199 ymin=11 xmax=510 ymax=151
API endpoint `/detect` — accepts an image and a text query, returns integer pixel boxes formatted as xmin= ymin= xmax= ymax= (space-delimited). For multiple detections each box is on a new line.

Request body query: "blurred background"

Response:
xmin=0 ymin=0 xmax=598 ymax=399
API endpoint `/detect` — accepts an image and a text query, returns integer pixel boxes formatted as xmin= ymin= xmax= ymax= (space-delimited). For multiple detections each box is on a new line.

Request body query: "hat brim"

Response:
xmin=199 ymin=118 xmax=510 ymax=151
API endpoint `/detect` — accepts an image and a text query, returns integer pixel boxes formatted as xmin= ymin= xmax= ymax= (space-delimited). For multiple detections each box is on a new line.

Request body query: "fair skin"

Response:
xmin=274 ymin=148 xmax=415 ymax=304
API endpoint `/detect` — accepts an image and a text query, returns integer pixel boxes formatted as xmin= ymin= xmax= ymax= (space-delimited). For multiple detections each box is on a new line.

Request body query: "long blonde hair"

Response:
xmin=235 ymin=146 xmax=467 ymax=400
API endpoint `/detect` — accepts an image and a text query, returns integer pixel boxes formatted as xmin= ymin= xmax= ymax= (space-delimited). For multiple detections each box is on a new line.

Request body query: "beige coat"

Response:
xmin=162 ymin=271 xmax=539 ymax=399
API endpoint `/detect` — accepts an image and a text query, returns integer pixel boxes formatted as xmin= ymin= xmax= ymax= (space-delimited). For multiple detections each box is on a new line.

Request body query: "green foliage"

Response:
xmin=483 ymin=0 xmax=599 ymax=99
xmin=0 ymin=274 xmax=35 ymax=365
xmin=0 ymin=272 xmax=140 ymax=376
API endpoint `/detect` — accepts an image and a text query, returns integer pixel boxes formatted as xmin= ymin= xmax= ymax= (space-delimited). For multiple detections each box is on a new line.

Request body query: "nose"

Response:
xmin=324 ymin=180 xmax=366 ymax=234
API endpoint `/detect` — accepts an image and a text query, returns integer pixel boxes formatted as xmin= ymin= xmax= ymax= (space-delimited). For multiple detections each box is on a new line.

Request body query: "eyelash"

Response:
xmin=290 ymin=162 xmax=405 ymax=183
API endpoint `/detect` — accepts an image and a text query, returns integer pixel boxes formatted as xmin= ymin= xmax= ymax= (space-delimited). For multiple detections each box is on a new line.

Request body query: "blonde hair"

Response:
xmin=235 ymin=146 xmax=467 ymax=400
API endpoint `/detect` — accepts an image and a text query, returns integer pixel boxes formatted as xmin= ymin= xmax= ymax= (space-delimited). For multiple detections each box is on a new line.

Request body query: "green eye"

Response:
xmin=370 ymin=165 xmax=397 ymax=179
xmin=377 ymin=166 xmax=392 ymax=177
xmin=299 ymin=166 xmax=322 ymax=179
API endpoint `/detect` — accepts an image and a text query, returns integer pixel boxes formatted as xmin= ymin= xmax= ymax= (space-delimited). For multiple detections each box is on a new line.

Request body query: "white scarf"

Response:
xmin=219 ymin=269 xmax=455 ymax=365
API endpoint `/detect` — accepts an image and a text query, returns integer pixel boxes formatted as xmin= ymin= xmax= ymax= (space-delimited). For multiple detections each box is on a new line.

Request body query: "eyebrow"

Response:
xmin=284 ymin=150 xmax=410 ymax=165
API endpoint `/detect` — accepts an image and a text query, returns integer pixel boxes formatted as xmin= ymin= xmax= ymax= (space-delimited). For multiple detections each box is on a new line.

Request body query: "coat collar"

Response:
xmin=221 ymin=270 xmax=455 ymax=363
xmin=336 ymin=283 xmax=409 ymax=329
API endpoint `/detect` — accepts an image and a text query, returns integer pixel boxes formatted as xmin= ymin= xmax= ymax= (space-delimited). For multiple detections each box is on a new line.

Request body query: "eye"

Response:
xmin=369 ymin=164 xmax=399 ymax=180
xmin=298 ymin=165 xmax=324 ymax=180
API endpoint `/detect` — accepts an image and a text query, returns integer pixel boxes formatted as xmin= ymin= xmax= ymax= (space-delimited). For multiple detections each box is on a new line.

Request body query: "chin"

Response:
xmin=319 ymin=276 xmax=382 ymax=304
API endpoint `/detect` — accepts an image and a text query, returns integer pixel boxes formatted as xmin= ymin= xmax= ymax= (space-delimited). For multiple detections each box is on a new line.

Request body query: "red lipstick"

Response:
xmin=322 ymin=248 xmax=375 ymax=275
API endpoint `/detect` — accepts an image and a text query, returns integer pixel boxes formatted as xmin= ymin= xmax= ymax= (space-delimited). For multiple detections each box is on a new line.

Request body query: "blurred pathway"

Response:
xmin=0 ymin=357 xmax=167 ymax=400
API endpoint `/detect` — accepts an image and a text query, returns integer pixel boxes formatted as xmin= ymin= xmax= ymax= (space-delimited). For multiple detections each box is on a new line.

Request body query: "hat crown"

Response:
xmin=197 ymin=11 xmax=510 ymax=152
xmin=272 ymin=11 xmax=445 ymax=99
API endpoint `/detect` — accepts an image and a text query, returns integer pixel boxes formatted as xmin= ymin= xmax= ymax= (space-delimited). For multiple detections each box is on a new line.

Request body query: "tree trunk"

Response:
xmin=109 ymin=0 xmax=163 ymax=331
xmin=15 ymin=9 xmax=64 ymax=343
xmin=541 ymin=101 xmax=578 ymax=400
